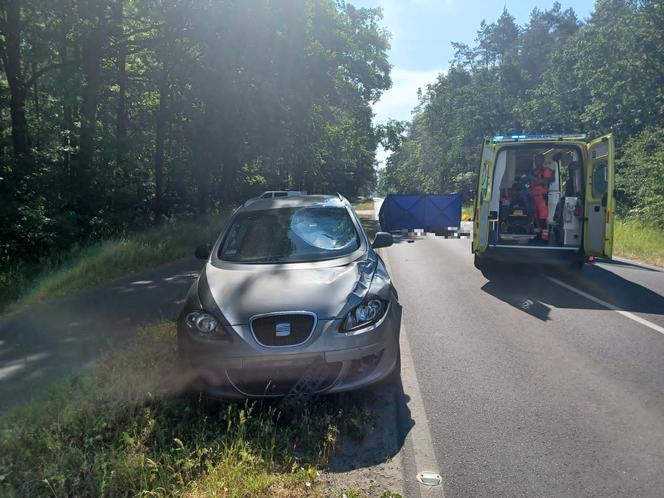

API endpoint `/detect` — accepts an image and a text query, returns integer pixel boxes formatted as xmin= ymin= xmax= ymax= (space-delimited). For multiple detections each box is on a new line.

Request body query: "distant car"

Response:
xmin=178 ymin=194 xmax=401 ymax=398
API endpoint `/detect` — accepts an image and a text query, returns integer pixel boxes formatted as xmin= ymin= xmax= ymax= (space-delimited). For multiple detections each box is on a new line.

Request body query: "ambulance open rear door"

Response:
xmin=473 ymin=138 xmax=495 ymax=254
xmin=583 ymin=133 xmax=615 ymax=258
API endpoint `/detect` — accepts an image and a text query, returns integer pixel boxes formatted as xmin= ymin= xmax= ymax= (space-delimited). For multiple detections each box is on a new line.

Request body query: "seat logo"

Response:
xmin=275 ymin=322 xmax=291 ymax=337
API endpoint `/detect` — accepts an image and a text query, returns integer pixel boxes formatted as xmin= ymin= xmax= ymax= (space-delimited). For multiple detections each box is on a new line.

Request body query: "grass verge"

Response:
xmin=614 ymin=219 xmax=664 ymax=267
xmin=1 ymin=214 xmax=227 ymax=312
xmin=0 ymin=322 xmax=381 ymax=497
xmin=357 ymin=215 xmax=379 ymax=240
xmin=352 ymin=200 xmax=376 ymax=212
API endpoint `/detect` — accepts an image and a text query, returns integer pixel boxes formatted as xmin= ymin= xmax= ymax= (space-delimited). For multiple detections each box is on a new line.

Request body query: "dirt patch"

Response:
xmin=319 ymin=383 xmax=404 ymax=497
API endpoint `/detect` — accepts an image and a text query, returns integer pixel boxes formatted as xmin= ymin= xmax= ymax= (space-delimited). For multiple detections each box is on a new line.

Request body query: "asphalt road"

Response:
xmin=2 ymin=206 xmax=664 ymax=497
xmin=385 ymin=235 xmax=664 ymax=497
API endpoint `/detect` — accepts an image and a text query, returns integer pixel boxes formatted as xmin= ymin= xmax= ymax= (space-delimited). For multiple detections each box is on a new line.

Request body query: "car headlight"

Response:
xmin=186 ymin=311 xmax=222 ymax=336
xmin=341 ymin=296 xmax=389 ymax=332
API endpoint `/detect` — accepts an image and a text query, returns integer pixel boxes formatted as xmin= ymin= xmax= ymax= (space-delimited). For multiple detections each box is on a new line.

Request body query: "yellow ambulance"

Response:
xmin=472 ymin=133 xmax=615 ymax=272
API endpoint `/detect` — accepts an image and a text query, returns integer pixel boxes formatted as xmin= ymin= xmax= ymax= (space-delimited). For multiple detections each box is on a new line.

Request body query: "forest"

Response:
xmin=380 ymin=0 xmax=663 ymax=228
xmin=0 ymin=0 xmax=391 ymax=271
xmin=2 ymin=0 xmax=663 ymax=299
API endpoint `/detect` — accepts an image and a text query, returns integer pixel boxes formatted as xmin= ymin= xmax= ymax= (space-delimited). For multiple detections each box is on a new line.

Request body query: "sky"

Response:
xmin=350 ymin=0 xmax=597 ymax=164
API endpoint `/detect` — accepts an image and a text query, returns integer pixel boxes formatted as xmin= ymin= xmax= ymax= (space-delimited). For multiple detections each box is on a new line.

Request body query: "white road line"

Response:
xmin=382 ymin=248 xmax=445 ymax=497
xmin=399 ymin=320 xmax=446 ymax=497
xmin=546 ymin=276 xmax=664 ymax=336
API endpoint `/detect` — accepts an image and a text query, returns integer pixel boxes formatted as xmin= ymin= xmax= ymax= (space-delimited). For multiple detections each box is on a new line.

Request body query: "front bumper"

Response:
xmin=177 ymin=301 xmax=402 ymax=398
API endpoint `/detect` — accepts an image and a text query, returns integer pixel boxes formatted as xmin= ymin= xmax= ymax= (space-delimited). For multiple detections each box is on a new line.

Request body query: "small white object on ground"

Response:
xmin=417 ymin=471 xmax=443 ymax=486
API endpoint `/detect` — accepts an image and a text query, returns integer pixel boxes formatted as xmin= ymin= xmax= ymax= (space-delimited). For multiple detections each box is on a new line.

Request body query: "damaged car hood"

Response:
xmin=202 ymin=253 xmax=376 ymax=325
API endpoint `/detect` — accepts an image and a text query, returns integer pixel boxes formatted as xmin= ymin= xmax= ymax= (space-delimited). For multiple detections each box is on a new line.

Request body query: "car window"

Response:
xmin=259 ymin=193 xmax=272 ymax=198
xmin=274 ymin=192 xmax=288 ymax=197
xmin=219 ymin=207 xmax=360 ymax=263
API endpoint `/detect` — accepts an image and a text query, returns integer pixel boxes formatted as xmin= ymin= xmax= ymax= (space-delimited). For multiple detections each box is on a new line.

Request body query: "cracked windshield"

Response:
xmin=1 ymin=0 xmax=663 ymax=497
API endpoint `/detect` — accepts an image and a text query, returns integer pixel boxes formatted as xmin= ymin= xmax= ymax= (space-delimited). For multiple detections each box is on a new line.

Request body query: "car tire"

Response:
xmin=474 ymin=254 xmax=497 ymax=278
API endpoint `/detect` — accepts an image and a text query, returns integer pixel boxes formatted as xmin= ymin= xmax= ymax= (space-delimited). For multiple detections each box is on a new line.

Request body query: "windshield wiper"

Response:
xmin=245 ymin=256 xmax=288 ymax=263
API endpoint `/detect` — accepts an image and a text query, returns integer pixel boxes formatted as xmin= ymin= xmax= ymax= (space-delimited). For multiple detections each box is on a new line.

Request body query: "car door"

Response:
xmin=473 ymin=138 xmax=495 ymax=253
xmin=583 ymin=133 xmax=615 ymax=258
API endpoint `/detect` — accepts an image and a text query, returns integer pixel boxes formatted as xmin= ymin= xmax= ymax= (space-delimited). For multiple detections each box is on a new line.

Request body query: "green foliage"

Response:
xmin=617 ymin=128 xmax=664 ymax=227
xmin=1 ymin=213 xmax=227 ymax=310
xmin=0 ymin=0 xmax=391 ymax=279
xmin=0 ymin=323 xmax=373 ymax=497
xmin=382 ymin=0 xmax=663 ymax=220
xmin=614 ymin=218 xmax=664 ymax=267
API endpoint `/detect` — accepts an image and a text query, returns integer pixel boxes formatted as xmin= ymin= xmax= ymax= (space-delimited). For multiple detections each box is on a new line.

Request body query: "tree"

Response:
xmin=0 ymin=0 xmax=30 ymax=157
xmin=0 ymin=0 xmax=391 ymax=270
xmin=382 ymin=0 xmax=663 ymax=222
xmin=617 ymin=128 xmax=664 ymax=226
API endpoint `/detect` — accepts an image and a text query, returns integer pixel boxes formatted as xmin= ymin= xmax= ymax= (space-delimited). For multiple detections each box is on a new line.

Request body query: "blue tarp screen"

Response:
xmin=379 ymin=194 xmax=461 ymax=232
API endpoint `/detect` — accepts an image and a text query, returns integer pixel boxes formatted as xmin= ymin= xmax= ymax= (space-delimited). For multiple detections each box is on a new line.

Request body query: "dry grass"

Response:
xmin=352 ymin=200 xmax=376 ymax=212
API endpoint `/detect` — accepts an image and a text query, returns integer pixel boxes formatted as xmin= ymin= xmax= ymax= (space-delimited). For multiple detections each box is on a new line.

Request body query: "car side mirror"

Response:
xmin=195 ymin=244 xmax=211 ymax=260
xmin=372 ymin=232 xmax=393 ymax=249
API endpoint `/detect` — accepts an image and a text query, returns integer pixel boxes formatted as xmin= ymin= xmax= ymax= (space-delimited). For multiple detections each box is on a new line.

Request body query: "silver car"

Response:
xmin=177 ymin=194 xmax=401 ymax=398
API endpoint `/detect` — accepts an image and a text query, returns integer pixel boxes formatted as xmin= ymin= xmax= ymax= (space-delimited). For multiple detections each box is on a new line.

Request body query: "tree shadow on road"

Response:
xmin=0 ymin=258 xmax=202 ymax=412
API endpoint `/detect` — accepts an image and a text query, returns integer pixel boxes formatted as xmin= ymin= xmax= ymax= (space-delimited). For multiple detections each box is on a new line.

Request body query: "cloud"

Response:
xmin=361 ymin=0 xmax=452 ymax=167
xmin=371 ymin=67 xmax=444 ymax=168
xmin=372 ymin=67 xmax=443 ymax=124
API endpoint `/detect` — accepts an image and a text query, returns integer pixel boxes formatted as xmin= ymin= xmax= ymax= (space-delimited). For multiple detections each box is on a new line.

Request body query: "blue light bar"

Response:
xmin=492 ymin=133 xmax=586 ymax=142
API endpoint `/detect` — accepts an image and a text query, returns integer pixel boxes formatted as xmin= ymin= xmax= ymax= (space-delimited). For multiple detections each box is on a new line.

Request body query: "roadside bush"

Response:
xmin=617 ymin=127 xmax=664 ymax=228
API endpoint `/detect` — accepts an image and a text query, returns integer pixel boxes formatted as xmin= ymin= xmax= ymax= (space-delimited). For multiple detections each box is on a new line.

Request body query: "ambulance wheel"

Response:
xmin=474 ymin=254 xmax=496 ymax=277
xmin=570 ymin=257 xmax=586 ymax=271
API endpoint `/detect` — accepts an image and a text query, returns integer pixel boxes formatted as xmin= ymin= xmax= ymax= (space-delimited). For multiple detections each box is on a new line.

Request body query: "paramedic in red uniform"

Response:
xmin=530 ymin=153 xmax=554 ymax=240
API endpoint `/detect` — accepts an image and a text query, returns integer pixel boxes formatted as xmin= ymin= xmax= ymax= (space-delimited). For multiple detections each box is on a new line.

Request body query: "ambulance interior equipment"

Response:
xmin=489 ymin=146 xmax=584 ymax=247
